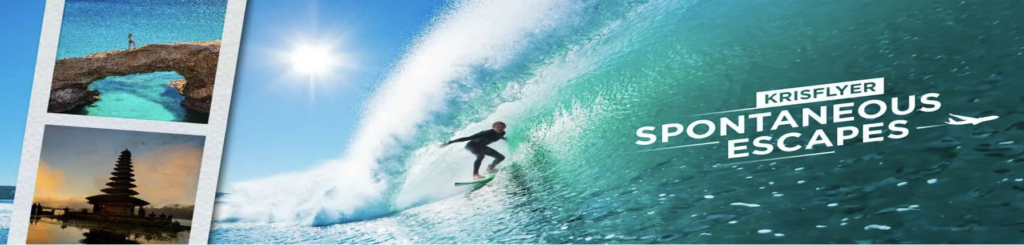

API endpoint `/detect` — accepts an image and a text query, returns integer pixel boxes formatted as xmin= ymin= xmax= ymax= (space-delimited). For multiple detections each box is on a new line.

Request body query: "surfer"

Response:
xmin=441 ymin=121 xmax=508 ymax=180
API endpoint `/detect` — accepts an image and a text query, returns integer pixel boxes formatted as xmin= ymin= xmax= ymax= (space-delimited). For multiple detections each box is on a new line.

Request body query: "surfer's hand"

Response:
xmin=440 ymin=142 xmax=449 ymax=148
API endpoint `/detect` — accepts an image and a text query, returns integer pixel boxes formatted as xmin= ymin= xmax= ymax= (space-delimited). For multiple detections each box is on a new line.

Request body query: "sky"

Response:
xmin=0 ymin=0 xmax=448 ymax=186
xmin=56 ymin=0 xmax=228 ymax=59
xmin=219 ymin=0 xmax=445 ymax=185
xmin=34 ymin=125 xmax=205 ymax=209
xmin=0 ymin=1 xmax=45 ymax=185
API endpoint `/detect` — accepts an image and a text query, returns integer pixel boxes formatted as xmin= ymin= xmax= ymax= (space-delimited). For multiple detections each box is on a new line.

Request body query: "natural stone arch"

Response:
xmin=48 ymin=40 xmax=221 ymax=114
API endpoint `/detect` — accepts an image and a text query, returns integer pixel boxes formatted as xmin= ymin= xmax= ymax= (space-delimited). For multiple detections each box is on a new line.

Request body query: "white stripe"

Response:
xmin=719 ymin=151 xmax=836 ymax=166
xmin=633 ymin=141 xmax=720 ymax=153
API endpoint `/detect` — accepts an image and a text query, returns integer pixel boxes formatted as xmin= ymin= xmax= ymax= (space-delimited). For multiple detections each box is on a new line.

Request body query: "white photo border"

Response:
xmin=8 ymin=0 xmax=247 ymax=244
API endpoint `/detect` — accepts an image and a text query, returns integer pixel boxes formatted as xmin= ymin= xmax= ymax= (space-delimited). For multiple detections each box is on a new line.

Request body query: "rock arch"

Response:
xmin=48 ymin=40 xmax=222 ymax=114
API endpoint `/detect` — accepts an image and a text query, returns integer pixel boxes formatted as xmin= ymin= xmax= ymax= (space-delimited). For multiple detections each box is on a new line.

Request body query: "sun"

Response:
xmin=289 ymin=44 xmax=339 ymax=77
xmin=272 ymin=36 xmax=357 ymax=97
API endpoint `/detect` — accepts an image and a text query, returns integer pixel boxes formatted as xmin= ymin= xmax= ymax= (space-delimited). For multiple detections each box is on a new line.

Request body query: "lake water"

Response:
xmin=26 ymin=216 xmax=191 ymax=244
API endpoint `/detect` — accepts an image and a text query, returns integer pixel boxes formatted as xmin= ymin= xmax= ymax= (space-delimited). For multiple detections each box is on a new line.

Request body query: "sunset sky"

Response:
xmin=33 ymin=126 xmax=205 ymax=209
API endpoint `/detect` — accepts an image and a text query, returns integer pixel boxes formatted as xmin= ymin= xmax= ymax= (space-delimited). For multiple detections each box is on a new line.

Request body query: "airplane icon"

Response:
xmin=945 ymin=113 xmax=999 ymax=125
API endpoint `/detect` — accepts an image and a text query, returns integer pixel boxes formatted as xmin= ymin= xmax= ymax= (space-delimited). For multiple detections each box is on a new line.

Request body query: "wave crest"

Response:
xmin=214 ymin=0 xmax=585 ymax=226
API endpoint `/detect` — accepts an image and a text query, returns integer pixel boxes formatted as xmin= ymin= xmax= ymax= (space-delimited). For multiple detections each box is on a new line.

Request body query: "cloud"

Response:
xmin=34 ymin=160 xmax=64 ymax=197
xmin=32 ymin=144 xmax=204 ymax=209
xmin=33 ymin=160 xmax=90 ymax=209
xmin=132 ymin=143 xmax=204 ymax=208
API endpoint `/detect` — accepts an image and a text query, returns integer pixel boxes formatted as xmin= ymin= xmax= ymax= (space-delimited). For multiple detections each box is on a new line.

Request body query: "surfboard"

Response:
xmin=454 ymin=173 xmax=496 ymax=186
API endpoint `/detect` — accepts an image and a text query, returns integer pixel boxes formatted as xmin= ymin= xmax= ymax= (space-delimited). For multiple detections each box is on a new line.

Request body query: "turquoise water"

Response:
xmin=70 ymin=72 xmax=209 ymax=123
xmin=1 ymin=200 xmax=10 ymax=244
xmin=212 ymin=0 xmax=1024 ymax=244
xmin=56 ymin=0 xmax=226 ymax=123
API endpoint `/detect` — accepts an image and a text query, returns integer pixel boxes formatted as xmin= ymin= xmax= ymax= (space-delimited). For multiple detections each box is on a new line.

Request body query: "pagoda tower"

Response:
xmin=85 ymin=149 xmax=150 ymax=216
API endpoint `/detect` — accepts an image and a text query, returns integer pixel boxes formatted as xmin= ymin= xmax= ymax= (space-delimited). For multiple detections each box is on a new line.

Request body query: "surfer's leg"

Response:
xmin=481 ymin=146 xmax=505 ymax=172
xmin=473 ymin=155 xmax=486 ymax=179
xmin=469 ymin=146 xmax=486 ymax=179
xmin=473 ymin=153 xmax=485 ymax=175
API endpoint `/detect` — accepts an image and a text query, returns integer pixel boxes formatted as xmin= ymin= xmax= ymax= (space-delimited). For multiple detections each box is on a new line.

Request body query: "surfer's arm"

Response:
xmin=446 ymin=136 xmax=472 ymax=144
xmin=445 ymin=131 xmax=486 ymax=145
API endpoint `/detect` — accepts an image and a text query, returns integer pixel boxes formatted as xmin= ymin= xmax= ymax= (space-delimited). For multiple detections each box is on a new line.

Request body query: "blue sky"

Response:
xmin=220 ymin=1 xmax=445 ymax=185
xmin=0 ymin=1 xmax=446 ymax=186
xmin=0 ymin=1 xmax=44 ymax=185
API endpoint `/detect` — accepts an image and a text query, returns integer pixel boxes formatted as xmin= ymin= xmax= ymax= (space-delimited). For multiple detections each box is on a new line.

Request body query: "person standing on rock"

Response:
xmin=128 ymin=33 xmax=137 ymax=50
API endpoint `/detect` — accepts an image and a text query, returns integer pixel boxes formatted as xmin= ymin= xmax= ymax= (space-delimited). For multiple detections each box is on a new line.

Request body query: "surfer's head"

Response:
xmin=492 ymin=121 xmax=506 ymax=133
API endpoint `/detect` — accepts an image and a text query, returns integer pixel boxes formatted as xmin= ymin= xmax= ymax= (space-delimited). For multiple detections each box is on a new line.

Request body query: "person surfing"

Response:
xmin=440 ymin=121 xmax=508 ymax=180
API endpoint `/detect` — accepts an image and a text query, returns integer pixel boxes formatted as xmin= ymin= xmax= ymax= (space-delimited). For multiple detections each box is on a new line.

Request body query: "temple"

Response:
xmin=35 ymin=149 xmax=188 ymax=231
xmin=85 ymin=149 xmax=151 ymax=215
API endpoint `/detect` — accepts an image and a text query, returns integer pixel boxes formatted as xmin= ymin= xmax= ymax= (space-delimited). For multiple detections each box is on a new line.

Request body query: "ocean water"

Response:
xmin=1 ymin=200 xmax=11 ymax=244
xmin=55 ymin=0 xmax=227 ymax=122
xmin=212 ymin=0 xmax=1024 ymax=244
xmin=70 ymin=72 xmax=207 ymax=123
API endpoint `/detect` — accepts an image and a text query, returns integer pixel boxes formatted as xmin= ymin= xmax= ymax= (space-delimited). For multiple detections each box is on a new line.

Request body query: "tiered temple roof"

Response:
xmin=86 ymin=149 xmax=150 ymax=206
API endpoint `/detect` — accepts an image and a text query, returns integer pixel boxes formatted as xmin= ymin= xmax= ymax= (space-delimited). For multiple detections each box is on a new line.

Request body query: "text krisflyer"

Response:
xmin=635 ymin=93 xmax=941 ymax=159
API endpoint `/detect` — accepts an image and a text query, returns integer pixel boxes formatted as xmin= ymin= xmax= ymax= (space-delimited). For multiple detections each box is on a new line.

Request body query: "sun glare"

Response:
xmin=289 ymin=44 xmax=338 ymax=76
xmin=274 ymin=37 xmax=356 ymax=97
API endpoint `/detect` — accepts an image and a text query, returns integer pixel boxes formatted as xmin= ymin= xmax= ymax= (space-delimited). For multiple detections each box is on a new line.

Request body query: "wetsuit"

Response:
xmin=446 ymin=129 xmax=506 ymax=175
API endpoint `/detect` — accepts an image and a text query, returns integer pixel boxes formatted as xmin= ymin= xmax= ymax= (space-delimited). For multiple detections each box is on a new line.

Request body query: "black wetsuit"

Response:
xmin=447 ymin=129 xmax=506 ymax=175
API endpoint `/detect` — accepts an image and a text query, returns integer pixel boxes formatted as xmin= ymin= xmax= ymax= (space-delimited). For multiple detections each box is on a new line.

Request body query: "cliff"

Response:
xmin=168 ymin=79 xmax=187 ymax=95
xmin=48 ymin=40 xmax=221 ymax=114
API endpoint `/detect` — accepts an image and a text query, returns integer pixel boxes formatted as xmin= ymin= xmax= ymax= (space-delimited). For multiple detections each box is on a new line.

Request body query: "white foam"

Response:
xmin=897 ymin=204 xmax=920 ymax=212
xmin=0 ymin=202 xmax=10 ymax=228
xmin=865 ymin=224 xmax=892 ymax=230
xmin=731 ymin=202 xmax=761 ymax=207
